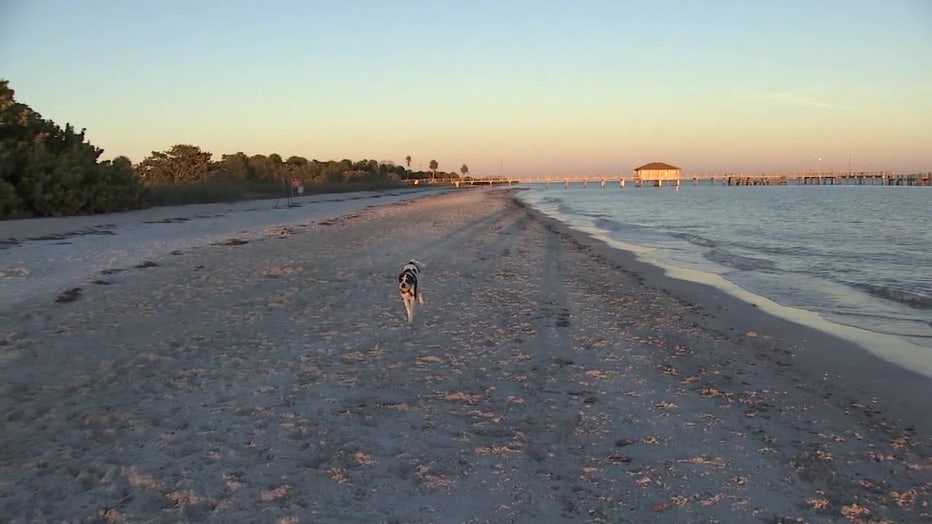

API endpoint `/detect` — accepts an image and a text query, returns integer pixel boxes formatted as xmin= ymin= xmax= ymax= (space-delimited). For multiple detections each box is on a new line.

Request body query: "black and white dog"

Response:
xmin=398 ymin=259 xmax=425 ymax=323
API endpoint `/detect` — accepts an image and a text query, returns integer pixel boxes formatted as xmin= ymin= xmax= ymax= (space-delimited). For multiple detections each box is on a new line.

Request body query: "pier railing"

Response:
xmin=419 ymin=171 xmax=930 ymax=187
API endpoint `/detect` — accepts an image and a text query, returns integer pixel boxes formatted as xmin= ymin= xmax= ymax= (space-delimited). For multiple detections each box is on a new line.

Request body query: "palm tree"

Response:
xmin=405 ymin=156 xmax=411 ymax=171
xmin=460 ymin=164 xmax=469 ymax=179
xmin=429 ymin=159 xmax=438 ymax=183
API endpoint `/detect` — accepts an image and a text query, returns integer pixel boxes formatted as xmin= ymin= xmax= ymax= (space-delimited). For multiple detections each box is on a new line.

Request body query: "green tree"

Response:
xmin=321 ymin=160 xmax=349 ymax=183
xmin=429 ymin=159 xmax=438 ymax=181
xmin=78 ymin=155 xmax=144 ymax=213
xmin=0 ymin=178 xmax=18 ymax=217
xmin=220 ymin=152 xmax=250 ymax=179
xmin=378 ymin=160 xmax=396 ymax=177
xmin=112 ymin=155 xmax=133 ymax=172
xmin=0 ymin=79 xmax=145 ymax=218
xmin=248 ymin=154 xmax=274 ymax=180
xmin=352 ymin=159 xmax=369 ymax=172
xmin=285 ymin=156 xmax=308 ymax=169
xmin=285 ymin=155 xmax=310 ymax=181
xmin=405 ymin=155 xmax=411 ymax=172
xmin=307 ymin=159 xmax=325 ymax=180
xmin=460 ymin=164 xmax=469 ymax=178
xmin=136 ymin=144 xmax=212 ymax=185
xmin=15 ymin=144 xmax=90 ymax=216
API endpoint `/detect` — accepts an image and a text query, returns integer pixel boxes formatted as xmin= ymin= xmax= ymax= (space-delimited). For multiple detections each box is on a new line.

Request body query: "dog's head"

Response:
xmin=399 ymin=271 xmax=417 ymax=293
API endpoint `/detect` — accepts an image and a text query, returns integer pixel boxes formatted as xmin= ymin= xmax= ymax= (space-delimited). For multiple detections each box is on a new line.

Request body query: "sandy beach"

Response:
xmin=1 ymin=187 xmax=929 ymax=522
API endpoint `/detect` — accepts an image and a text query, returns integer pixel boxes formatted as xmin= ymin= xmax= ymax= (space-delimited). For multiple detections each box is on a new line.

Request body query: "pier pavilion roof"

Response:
xmin=635 ymin=162 xmax=680 ymax=171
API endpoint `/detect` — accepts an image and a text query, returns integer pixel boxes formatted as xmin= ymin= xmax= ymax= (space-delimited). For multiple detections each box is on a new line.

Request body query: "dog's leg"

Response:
xmin=403 ymin=295 xmax=414 ymax=323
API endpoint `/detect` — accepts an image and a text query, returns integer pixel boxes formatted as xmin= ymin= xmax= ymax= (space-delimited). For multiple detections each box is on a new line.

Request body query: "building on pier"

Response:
xmin=634 ymin=162 xmax=680 ymax=187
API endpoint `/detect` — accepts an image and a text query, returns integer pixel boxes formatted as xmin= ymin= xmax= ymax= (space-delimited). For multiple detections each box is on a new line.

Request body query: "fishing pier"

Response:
xmin=453 ymin=171 xmax=930 ymax=188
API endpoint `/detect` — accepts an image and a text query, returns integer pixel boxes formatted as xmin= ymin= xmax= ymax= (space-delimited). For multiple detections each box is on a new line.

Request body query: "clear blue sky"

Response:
xmin=2 ymin=0 xmax=930 ymax=177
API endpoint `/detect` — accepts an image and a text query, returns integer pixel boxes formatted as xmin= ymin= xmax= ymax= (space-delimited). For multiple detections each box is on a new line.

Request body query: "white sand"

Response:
xmin=1 ymin=188 xmax=929 ymax=522
xmin=0 ymin=189 xmax=447 ymax=311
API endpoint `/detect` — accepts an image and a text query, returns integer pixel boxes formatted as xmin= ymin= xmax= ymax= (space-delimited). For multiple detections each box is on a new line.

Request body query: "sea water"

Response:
xmin=516 ymin=184 xmax=932 ymax=376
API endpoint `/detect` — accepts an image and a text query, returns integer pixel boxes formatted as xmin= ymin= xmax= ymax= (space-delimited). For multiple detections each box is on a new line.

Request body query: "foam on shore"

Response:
xmin=573 ymin=223 xmax=932 ymax=380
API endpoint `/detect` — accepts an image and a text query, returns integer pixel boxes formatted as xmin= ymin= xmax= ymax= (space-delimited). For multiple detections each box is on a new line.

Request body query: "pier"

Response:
xmin=446 ymin=171 xmax=930 ymax=188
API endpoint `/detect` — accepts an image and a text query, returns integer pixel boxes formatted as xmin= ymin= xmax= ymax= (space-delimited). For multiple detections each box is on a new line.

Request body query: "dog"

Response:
xmin=398 ymin=259 xmax=425 ymax=323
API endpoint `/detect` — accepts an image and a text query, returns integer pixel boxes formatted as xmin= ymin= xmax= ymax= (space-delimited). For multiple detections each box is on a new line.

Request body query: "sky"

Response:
xmin=1 ymin=0 xmax=931 ymax=177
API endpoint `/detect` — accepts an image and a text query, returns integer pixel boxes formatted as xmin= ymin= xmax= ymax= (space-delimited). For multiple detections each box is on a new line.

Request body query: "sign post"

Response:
xmin=276 ymin=178 xmax=300 ymax=208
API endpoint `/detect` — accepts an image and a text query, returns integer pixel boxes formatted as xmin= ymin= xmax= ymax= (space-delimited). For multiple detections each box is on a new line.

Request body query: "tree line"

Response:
xmin=1 ymin=79 xmax=469 ymax=219
xmin=136 ymin=145 xmax=423 ymax=187
xmin=1 ymin=80 xmax=144 ymax=218
xmin=136 ymin=146 xmax=466 ymax=187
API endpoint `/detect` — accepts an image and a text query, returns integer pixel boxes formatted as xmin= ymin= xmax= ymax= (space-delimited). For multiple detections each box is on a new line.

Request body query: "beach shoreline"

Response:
xmin=513 ymin=193 xmax=932 ymax=436
xmin=1 ymin=187 xmax=929 ymax=522
xmin=515 ymin=185 xmax=932 ymax=382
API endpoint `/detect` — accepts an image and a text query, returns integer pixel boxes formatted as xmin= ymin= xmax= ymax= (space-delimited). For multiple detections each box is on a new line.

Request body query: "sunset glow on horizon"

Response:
xmin=2 ymin=0 xmax=930 ymax=177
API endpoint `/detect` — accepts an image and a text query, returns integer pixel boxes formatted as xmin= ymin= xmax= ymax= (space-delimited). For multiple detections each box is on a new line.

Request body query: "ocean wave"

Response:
xmin=672 ymin=232 xmax=717 ymax=248
xmin=594 ymin=218 xmax=625 ymax=231
xmin=556 ymin=203 xmax=577 ymax=215
xmin=704 ymin=249 xmax=775 ymax=271
xmin=851 ymin=282 xmax=932 ymax=310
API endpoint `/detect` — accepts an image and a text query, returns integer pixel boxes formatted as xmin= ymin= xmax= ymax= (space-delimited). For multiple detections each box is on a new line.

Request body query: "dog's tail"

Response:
xmin=409 ymin=258 xmax=426 ymax=269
